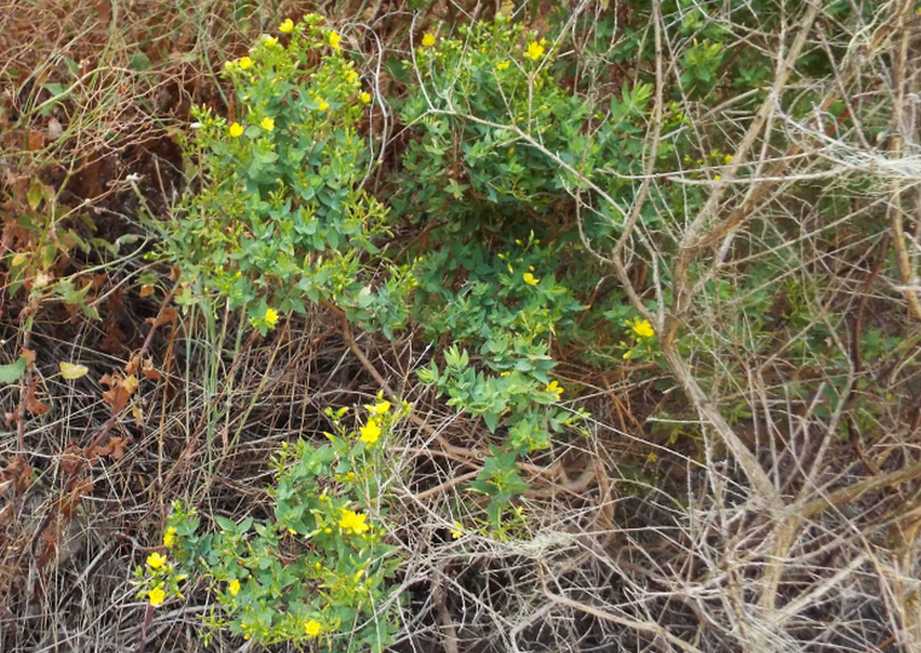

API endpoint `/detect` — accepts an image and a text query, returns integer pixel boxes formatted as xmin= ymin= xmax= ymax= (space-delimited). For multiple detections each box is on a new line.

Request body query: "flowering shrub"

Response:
xmin=163 ymin=11 xmax=663 ymax=532
xmin=397 ymin=20 xmax=635 ymax=520
xmin=136 ymin=396 xmax=407 ymax=650
xmin=163 ymin=14 xmax=412 ymax=337
xmin=413 ymin=237 xmax=587 ymax=521
xmin=398 ymin=18 xmax=593 ymax=219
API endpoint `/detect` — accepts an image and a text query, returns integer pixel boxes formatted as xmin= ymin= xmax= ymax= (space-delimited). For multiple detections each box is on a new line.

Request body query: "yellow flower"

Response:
xmin=346 ymin=69 xmax=359 ymax=84
xmin=359 ymin=419 xmax=382 ymax=445
xmin=328 ymin=30 xmax=341 ymax=50
xmin=630 ymin=318 xmax=655 ymax=339
xmin=227 ymin=578 xmax=241 ymax=597
xmin=263 ymin=35 xmax=278 ymax=47
xmin=339 ymin=508 xmax=369 ymax=535
xmin=359 ymin=91 xmax=372 ymax=105
xmin=264 ymin=307 xmax=279 ymax=327
xmin=525 ymin=41 xmax=545 ymax=61
xmin=146 ymin=552 xmax=167 ymax=570
xmin=304 ymin=619 xmax=323 ymax=637
xmin=451 ymin=522 xmax=463 ymax=540
xmin=545 ymin=380 xmax=564 ymax=399
xmin=316 ymin=98 xmax=330 ymax=112
xmin=368 ymin=400 xmax=391 ymax=415
xmin=522 ymin=272 xmax=539 ymax=286
xmin=228 ymin=122 xmax=244 ymax=138
xmin=162 ymin=527 xmax=177 ymax=549
xmin=238 ymin=56 xmax=253 ymax=70
xmin=421 ymin=32 xmax=436 ymax=48
xmin=723 ymin=154 xmax=733 ymax=164
xmin=148 ymin=586 xmax=166 ymax=607
xmin=279 ymin=18 xmax=294 ymax=34
xmin=260 ymin=116 xmax=275 ymax=132
xmin=496 ymin=60 xmax=510 ymax=71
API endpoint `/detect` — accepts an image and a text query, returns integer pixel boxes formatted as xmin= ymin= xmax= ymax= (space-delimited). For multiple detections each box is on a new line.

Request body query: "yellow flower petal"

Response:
xmin=338 ymin=508 xmax=369 ymax=535
xmin=304 ymin=619 xmax=323 ymax=637
xmin=630 ymin=319 xmax=655 ymax=339
xmin=522 ymin=272 xmax=539 ymax=286
xmin=227 ymin=578 xmax=241 ymax=596
xmin=238 ymin=56 xmax=253 ymax=70
xmin=525 ymin=41 xmax=545 ymax=61
xmin=368 ymin=400 xmax=391 ymax=415
xmin=359 ymin=419 xmax=381 ymax=445
xmin=260 ymin=116 xmax=275 ymax=132
xmin=279 ymin=18 xmax=294 ymax=34
xmin=421 ymin=32 xmax=436 ymax=48
xmin=148 ymin=586 xmax=166 ymax=607
xmin=228 ymin=122 xmax=244 ymax=138
xmin=146 ymin=552 xmax=167 ymax=570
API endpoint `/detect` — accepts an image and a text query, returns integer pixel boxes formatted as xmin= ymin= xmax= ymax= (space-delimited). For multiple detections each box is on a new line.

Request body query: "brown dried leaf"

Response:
xmin=59 ymin=444 xmax=84 ymax=476
xmin=102 ymin=385 xmax=129 ymax=413
xmin=25 ymin=384 xmax=49 ymax=416
xmin=141 ymin=358 xmax=160 ymax=381
xmin=146 ymin=306 xmax=177 ymax=328
xmin=87 ymin=436 xmax=128 ymax=461
xmin=108 ymin=436 xmax=127 ymax=460
xmin=1 ymin=455 xmax=33 ymax=495
xmin=27 ymin=129 xmax=45 ymax=151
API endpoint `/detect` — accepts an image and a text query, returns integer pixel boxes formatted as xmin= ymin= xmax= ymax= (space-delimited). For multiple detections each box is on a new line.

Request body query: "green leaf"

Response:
xmin=27 ymin=179 xmax=44 ymax=211
xmin=0 ymin=357 xmax=27 ymax=385
xmin=129 ymin=51 xmax=151 ymax=71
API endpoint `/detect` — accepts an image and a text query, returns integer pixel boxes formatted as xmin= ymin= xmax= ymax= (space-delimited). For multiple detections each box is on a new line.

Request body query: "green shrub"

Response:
xmin=397 ymin=18 xmax=595 ymax=219
xmin=137 ymin=396 xmax=407 ymax=651
xmin=163 ymin=14 xmax=411 ymax=337
xmin=395 ymin=19 xmax=656 ymax=519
